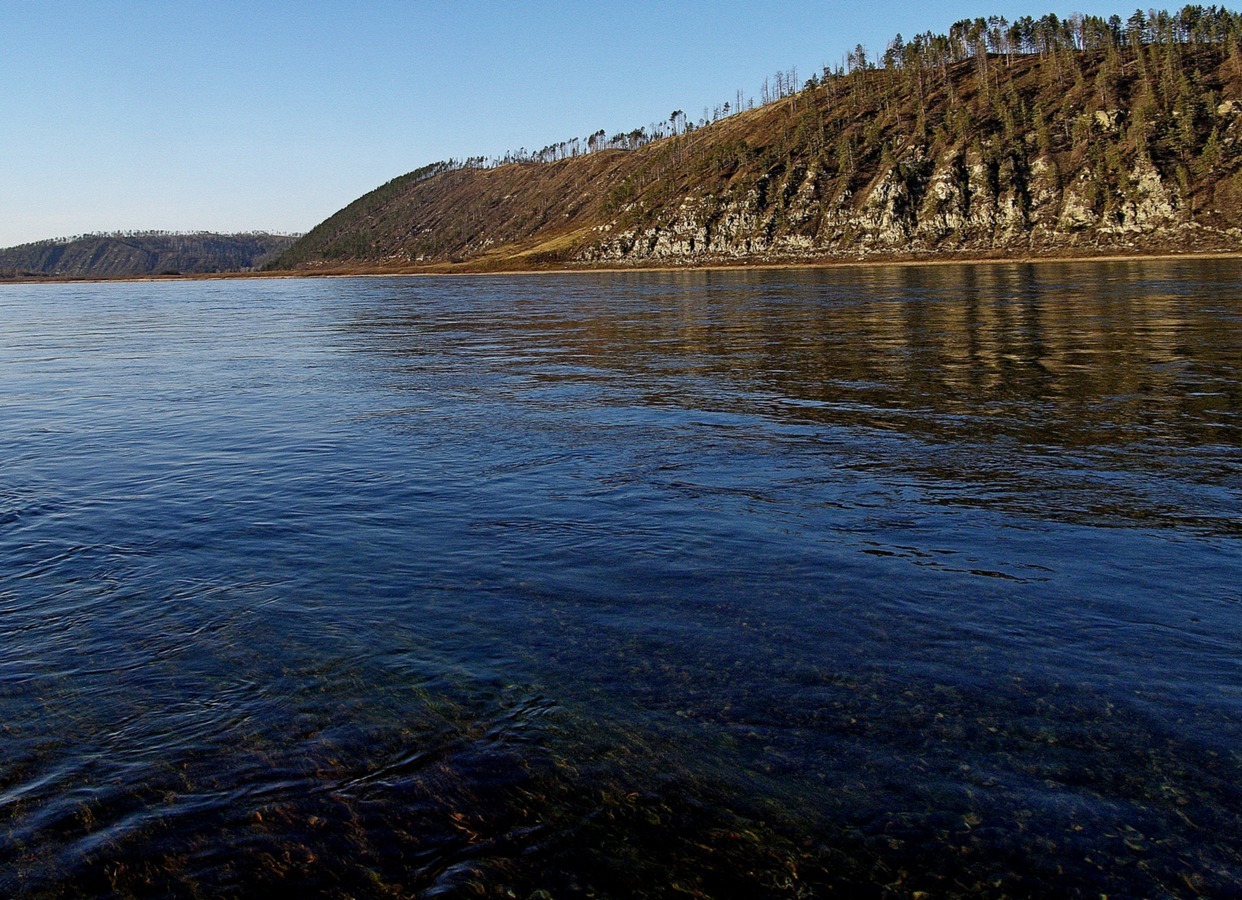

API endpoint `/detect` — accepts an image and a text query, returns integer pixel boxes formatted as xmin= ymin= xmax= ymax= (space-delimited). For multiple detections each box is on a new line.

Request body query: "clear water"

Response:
xmin=1 ymin=262 xmax=1239 ymax=896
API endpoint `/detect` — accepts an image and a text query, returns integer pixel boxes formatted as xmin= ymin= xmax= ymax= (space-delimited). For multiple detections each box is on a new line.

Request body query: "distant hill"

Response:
xmin=0 ymin=232 xmax=298 ymax=279
xmin=272 ymin=6 xmax=1242 ymax=273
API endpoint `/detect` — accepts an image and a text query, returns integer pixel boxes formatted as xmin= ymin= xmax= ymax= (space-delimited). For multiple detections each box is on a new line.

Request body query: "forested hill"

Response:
xmin=0 ymin=232 xmax=298 ymax=279
xmin=273 ymin=6 xmax=1242 ymax=272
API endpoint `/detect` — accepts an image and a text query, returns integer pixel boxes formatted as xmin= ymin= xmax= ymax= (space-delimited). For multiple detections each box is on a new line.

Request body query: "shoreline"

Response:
xmin=3 ymin=247 xmax=1241 ymax=286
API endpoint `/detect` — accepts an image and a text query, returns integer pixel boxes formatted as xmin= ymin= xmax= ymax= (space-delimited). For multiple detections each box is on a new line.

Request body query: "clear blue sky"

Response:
xmin=1 ymin=0 xmax=1127 ymax=247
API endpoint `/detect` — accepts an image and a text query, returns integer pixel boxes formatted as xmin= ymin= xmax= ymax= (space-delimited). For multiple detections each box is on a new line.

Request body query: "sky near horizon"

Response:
xmin=1 ymin=0 xmax=1130 ymax=247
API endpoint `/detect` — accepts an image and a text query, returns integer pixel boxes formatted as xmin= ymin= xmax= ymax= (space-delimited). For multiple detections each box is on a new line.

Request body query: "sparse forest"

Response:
xmin=273 ymin=6 xmax=1242 ymax=271
xmin=0 ymin=232 xmax=298 ymax=279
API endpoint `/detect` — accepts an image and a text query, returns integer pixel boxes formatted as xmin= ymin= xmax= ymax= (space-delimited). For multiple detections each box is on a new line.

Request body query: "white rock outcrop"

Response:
xmin=581 ymin=144 xmax=1200 ymax=264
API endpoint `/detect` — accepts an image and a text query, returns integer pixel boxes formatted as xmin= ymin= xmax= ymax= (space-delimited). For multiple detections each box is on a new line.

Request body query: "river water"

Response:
xmin=1 ymin=261 xmax=1239 ymax=896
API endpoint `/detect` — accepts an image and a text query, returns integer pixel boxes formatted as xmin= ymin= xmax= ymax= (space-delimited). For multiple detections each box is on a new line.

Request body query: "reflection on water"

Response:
xmin=353 ymin=261 xmax=1240 ymax=528
xmin=0 ymin=261 xmax=1239 ymax=896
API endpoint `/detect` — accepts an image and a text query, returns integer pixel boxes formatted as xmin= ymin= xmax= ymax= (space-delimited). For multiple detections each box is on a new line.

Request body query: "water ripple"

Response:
xmin=0 ymin=264 xmax=1240 ymax=894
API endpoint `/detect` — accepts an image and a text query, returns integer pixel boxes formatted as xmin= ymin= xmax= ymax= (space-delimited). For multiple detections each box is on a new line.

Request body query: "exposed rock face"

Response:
xmin=273 ymin=42 xmax=1242 ymax=273
xmin=582 ymin=145 xmax=1197 ymax=265
xmin=1111 ymin=156 xmax=1182 ymax=231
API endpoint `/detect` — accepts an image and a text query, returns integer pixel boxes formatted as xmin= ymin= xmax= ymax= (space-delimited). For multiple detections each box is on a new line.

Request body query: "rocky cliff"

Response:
xmin=273 ymin=36 xmax=1242 ymax=272
xmin=583 ymin=141 xmax=1204 ymax=265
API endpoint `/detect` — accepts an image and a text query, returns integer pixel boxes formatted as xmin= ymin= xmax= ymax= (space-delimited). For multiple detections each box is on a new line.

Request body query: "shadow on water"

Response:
xmin=1 ymin=262 xmax=1240 ymax=895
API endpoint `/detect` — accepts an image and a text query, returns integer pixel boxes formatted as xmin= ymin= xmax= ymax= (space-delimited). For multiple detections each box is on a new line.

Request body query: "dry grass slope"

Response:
xmin=273 ymin=39 xmax=1242 ymax=273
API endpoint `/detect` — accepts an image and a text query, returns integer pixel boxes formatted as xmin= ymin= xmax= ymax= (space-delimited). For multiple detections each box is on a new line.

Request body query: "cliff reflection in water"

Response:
xmin=566 ymin=262 xmax=1238 ymax=445
xmin=353 ymin=258 xmax=1240 ymax=533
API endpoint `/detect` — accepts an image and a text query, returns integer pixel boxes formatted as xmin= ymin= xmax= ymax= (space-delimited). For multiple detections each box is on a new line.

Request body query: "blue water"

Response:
xmin=1 ymin=262 xmax=1239 ymax=896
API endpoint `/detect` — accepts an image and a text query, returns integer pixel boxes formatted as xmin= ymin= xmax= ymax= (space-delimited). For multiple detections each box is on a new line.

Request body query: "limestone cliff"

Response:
xmin=273 ymin=38 xmax=1242 ymax=273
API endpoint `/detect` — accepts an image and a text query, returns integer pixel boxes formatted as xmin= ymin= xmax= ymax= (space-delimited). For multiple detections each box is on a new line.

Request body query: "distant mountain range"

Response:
xmin=0 ymin=232 xmax=298 ymax=279
xmin=271 ymin=6 xmax=1242 ymax=273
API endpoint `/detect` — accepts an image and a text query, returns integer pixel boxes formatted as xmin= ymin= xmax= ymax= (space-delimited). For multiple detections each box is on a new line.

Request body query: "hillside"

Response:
xmin=0 ymin=232 xmax=298 ymax=279
xmin=273 ymin=8 xmax=1242 ymax=272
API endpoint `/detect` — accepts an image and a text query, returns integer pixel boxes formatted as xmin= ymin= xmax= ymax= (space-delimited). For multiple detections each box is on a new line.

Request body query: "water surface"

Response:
xmin=1 ymin=261 xmax=1239 ymax=896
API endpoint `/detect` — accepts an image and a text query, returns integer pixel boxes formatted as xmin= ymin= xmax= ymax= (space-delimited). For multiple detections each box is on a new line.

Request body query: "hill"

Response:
xmin=0 ymin=232 xmax=298 ymax=280
xmin=272 ymin=7 xmax=1242 ymax=273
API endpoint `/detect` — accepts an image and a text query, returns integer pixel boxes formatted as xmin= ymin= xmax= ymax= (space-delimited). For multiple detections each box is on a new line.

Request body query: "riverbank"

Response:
xmin=4 ymin=246 xmax=1242 ymax=286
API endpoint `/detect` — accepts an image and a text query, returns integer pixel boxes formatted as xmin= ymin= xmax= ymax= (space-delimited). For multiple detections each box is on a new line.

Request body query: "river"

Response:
xmin=1 ymin=261 xmax=1239 ymax=895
